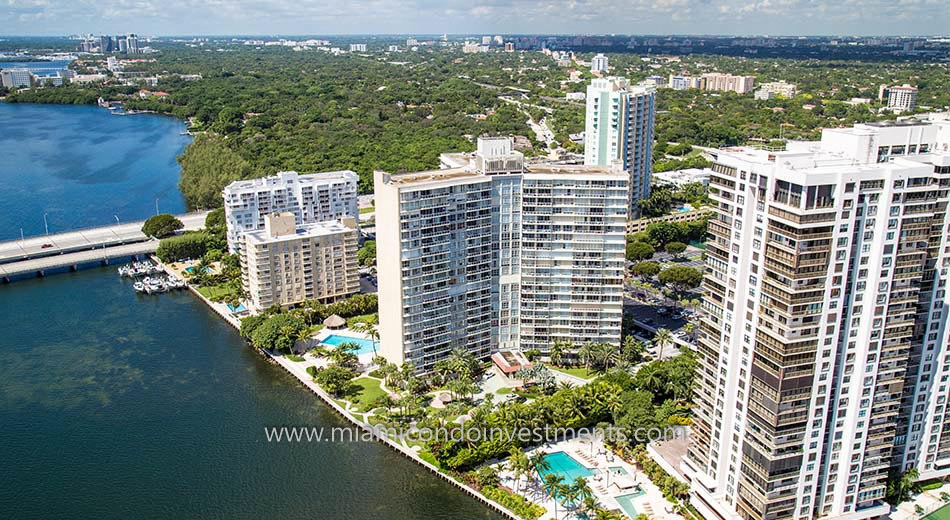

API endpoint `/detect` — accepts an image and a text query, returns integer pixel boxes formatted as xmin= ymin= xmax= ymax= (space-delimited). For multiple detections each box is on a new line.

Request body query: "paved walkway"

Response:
xmin=893 ymin=483 xmax=950 ymax=520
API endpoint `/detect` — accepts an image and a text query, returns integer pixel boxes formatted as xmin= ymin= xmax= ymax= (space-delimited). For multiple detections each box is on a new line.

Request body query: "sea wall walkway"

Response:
xmin=172 ymin=258 xmax=521 ymax=520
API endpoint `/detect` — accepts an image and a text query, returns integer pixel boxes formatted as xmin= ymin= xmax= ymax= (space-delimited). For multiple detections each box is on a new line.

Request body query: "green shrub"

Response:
xmin=481 ymin=486 xmax=545 ymax=520
xmin=156 ymin=232 xmax=209 ymax=262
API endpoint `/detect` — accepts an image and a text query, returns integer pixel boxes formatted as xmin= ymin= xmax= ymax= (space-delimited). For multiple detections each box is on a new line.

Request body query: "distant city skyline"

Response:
xmin=1 ymin=0 xmax=949 ymax=38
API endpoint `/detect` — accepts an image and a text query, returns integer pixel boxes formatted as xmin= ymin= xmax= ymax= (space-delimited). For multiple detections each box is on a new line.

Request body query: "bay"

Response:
xmin=0 ymin=103 xmax=502 ymax=519
xmin=0 ymin=103 xmax=188 ymax=240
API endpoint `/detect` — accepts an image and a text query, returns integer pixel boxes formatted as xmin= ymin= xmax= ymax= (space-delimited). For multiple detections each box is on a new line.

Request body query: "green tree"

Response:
xmin=653 ymin=328 xmax=674 ymax=361
xmin=665 ymin=241 xmax=687 ymax=258
xmin=141 ymin=213 xmax=183 ymax=238
xmin=631 ymin=261 xmax=661 ymax=280
xmin=626 ymin=241 xmax=655 ymax=262
xmin=646 ymin=221 xmax=686 ymax=248
xmin=177 ymin=134 xmax=252 ymax=210
xmin=886 ymin=468 xmax=920 ymax=504
xmin=506 ymin=447 xmax=530 ymax=494
xmin=315 ymin=364 xmax=355 ymax=397
xmin=358 ymin=240 xmax=377 ymax=266
xmin=250 ymin=313 xmax=305 ymax=353
xmin=542 ymin=474 xmax=565 ymax=518
xmin=578 ymin=342 xmax=597 ymax=375
xmin=658 ymin=266 xmax=703 ymax=297
xmin=205 ymin=207 xmax=226 ymax=229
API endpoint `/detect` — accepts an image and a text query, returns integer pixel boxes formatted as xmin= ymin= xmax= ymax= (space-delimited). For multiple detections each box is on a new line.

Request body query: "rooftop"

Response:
xmin=380 ymin=161 xmax=624 ymax=187
xmin=378 ymin=167 xmax=485 ymax=186
xmin=244 ymin=220 xmax=353 ymax=245
xmin=224 ymin=170 xmax=357 ymax=192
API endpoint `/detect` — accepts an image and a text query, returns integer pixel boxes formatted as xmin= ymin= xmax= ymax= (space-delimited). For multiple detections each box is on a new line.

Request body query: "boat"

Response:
xmin=133 ymin=281 xmax=145 ymax=293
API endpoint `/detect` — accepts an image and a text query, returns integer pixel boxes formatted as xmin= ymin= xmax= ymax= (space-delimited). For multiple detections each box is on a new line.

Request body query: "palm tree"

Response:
xmin=542 ymin=473 xmax=565 ymax=518
xmin=581 ymin=495 xmax=600 ymax=517
xmin=507 ymin=447 xmax=530 ymax=494
xmin=446 ymin=348 xmax=477 ymax=380
xmin=528 ymin=451 xmax=551 ymax=488
xmin=622 ymin=335 xmax=644 ymax=364
xmin=603 ymin=391 xmax=623 ymax=420
xmin=593 ymin=342 xmax=619 ymax=372
xmin=295 ymin=327 xmax=313 ymax=353
xmin=550 ymin=339 xmax=570 ymax=367
xmin=571 ymin=477 xmax=594 ymax=511
xmin=683 ymin=322 xmax=696 ymax=344
xmin=887 ymin=468 xmax=920 ymax=504
xmin=653 ymin=328 xmax=673 ymax=360
xmin=635 ymin=363 xmax=665 ymax=395
xmin=578 ymin=341 xmax=597 ymax=375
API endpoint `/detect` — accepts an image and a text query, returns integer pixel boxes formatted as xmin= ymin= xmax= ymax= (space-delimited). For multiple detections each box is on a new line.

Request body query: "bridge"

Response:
xmin=0 ymin=211 xmax=209 ymax=282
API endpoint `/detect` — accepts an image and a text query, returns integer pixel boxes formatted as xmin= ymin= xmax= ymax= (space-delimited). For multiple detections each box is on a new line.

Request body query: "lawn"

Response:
xmin=552 ymin=366 xmax=596 ymax=380
xmin=359 ymin=206 xmax=375 ymax=214
xmin=196 ymin=284 xmax=236 ymax=301
xmin=924 ymin=503 xmax=950 ymax=520
xmin=347 ymin=377 xmax=388 ymax=412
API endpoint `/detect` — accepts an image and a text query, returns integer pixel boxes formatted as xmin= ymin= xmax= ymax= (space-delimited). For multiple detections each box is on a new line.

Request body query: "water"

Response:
xmin=539 ymin=451 xmax=595 ymax=482
xmin=322 ymin=334 xmax=379 ymax=356
xmin=0 ymin=103 xmax=189 ymax=240
xmin=0 ymin=105 xmax=501 ymax=518
xmin=0 ymin=60 xmax=70 ymax=76
xmin=0 ymin=269 xmax=502 ymax=519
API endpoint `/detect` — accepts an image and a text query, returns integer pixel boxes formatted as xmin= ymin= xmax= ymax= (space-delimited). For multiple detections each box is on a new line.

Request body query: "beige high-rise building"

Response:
xmin=701 ymin=72 xmax=756 ymax=94
xmin=685 ymin=120 xmax=950 ymax=520
xmin=241 ymin=212 xmax=359 ymax=313
xmin=375 ymin=137 xmax=627 ymax=373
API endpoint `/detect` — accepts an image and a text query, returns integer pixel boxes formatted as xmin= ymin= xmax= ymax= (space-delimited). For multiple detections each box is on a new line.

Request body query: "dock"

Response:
xmin=0 ymin=211 xmax=209 ymax=282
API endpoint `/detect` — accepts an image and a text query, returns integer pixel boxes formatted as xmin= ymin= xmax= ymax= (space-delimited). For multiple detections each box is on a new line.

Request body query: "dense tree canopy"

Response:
xmin=142 ymin=214 xmax=183 ymax=238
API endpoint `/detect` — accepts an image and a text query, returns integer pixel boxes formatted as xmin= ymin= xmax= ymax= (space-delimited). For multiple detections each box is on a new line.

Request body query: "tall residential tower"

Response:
xmin=376 ymin=137 xmax=627 ymax=372
xmin=685 ymin=120 xmax=950 ymax=520
xmin=584 ymin=76 xmax=656 ymax=218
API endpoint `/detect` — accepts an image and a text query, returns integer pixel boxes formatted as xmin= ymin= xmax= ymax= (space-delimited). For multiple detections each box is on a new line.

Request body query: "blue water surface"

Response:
xmin=322 ymin=334 xmax=378 ymax=355
xmin=0 ymin=103 xmax=189 ymax=239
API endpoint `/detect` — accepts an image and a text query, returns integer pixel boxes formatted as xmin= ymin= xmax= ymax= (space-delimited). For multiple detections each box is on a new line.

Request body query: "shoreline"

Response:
xmin=158 ymin=255 xmax=521 ymax=520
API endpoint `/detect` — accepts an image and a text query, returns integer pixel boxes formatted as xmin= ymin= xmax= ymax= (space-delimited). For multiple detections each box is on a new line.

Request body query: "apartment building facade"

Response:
xmin=755 ymin=81 xmax=798 ymax=100
xmin=886 ymin=85 xmax=919 ymax=114
xmin=584 ymin=76 xmax=656 ymax=218
xmin=590 ymin=53 xmax=609 ymax=73
xmin=223 ymin=170 xmax=358 ymax=253
xmin=702 ymin=72 xmax=756 ymax=94
xmin=376 ymin=137 xmax=627 ymax=372
xmin=241 ymin=212 xmax=359 ymax=313
xmin=685 ymin=120 xmax=950 ymax=520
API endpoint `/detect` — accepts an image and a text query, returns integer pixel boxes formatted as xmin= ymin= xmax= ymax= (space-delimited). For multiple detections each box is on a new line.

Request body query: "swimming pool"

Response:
xmin=321 ymin=334 xmax=377 ymax=356
xmin=538 ymin=451 xmax=595 ymax=483
xmin=185 ymin=266 xmax=211 ymax=274
xmin=227 ymin=303 xmax=247 ymax=313
xmin=615 ymin=489 xmax=645 ymax=518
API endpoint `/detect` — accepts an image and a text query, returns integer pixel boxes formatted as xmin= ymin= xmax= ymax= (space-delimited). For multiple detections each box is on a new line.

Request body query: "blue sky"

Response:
xmin=2 ymin=0 xmax=949 ymax=37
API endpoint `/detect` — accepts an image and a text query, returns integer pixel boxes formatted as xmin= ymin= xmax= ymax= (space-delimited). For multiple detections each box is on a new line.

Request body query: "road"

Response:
xmin=0 ymin=211 xmax=210 ymax=281
xmin=0 ymin=211 xmax=209 ymax=265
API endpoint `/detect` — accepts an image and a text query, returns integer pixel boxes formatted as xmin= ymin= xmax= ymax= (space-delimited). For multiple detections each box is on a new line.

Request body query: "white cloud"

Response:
xmin=0 ymin=0 xmax=948 ymax=35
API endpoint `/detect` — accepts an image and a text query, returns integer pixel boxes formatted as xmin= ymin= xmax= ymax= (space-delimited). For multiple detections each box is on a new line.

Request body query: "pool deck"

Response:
xmin=313 ymin=328 xmax=378 ymax=363
xmin=496 ymin=435 xmax=685 ymax=520
xmin=893 ymin=482 xmax=950 ymax=520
